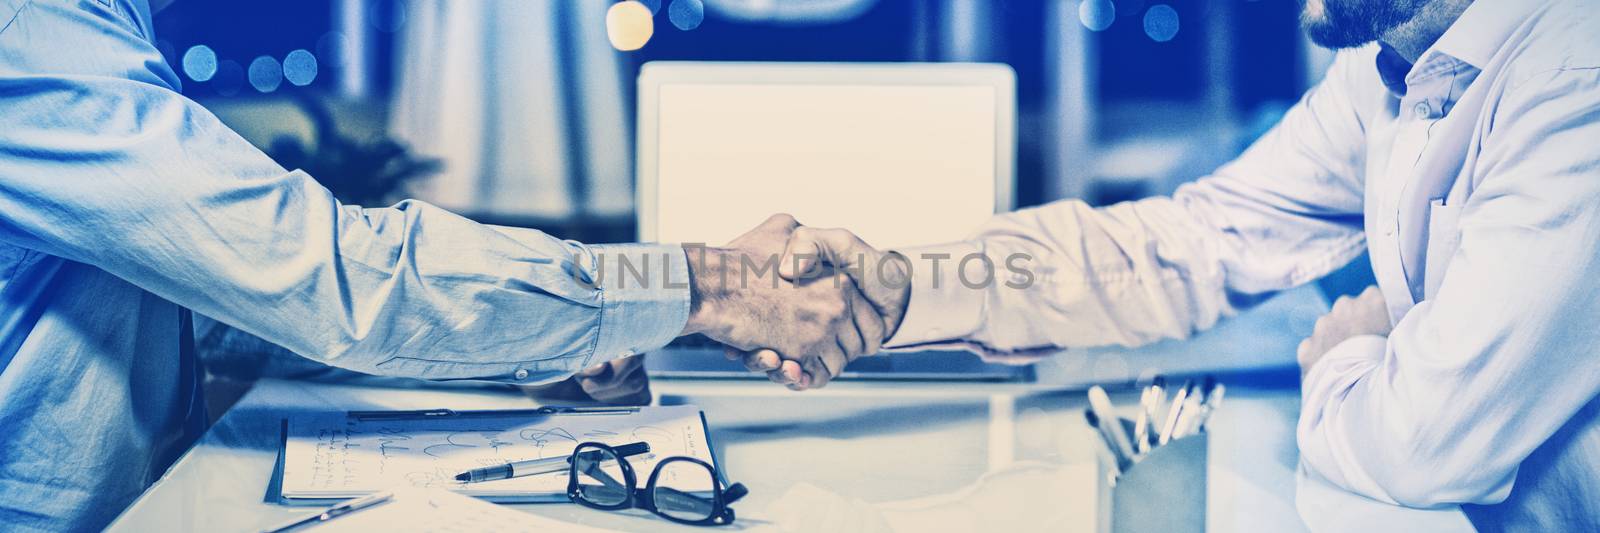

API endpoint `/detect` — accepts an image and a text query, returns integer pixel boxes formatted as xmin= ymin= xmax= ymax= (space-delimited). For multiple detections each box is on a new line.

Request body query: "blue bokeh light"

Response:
xmin=213 ymin=60 xmax=244 ymax=97
xmin=369 ymin=1 xmax=406 ymax=33
xmin=638 ymin=0 xmax=662 ymax=15
xmin=1113 ymin=0 xmax=1146 ymax=18
xmin=283 ymin=49 xmax=318 ymax=87
xmin=316 ymin=32 xmax=349 ymax=69
xmin=1143 ymin=4 xmax=1180 ymax=42
xmin=1078 ymin=0 xmax=1116 ymax=32
xmin=181 ymin=45 xmax=218 ymax=82
xmin=668 ymin=0 xmax=705 ymax=31
xmin=247 ymin=56 xmax=283 ymax=93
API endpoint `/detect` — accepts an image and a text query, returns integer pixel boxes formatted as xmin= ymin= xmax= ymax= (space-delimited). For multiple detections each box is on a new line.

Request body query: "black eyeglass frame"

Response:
xmin=564 ymin=441 xmax=748 ymax=526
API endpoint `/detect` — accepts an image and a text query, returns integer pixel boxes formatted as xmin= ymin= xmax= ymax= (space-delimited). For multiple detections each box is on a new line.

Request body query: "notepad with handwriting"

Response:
xmin=279 ymin=486 xmax=621 ymax=532
xmin=277 ymin=405 xmax=717 ymax=503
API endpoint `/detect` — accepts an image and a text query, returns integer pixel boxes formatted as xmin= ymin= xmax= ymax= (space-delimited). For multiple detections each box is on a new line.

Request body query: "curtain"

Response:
xmin=389 ymin=0 xmax=632 ymax=219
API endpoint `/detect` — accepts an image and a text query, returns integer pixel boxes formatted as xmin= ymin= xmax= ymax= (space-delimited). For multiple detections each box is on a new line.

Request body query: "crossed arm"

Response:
xmin=751 ymin=55 xmax=1600 ymax=511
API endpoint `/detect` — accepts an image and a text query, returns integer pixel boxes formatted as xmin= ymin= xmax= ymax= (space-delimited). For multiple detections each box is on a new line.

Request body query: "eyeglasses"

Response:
xmin=565 ymin=441 xmax=749 ymax=526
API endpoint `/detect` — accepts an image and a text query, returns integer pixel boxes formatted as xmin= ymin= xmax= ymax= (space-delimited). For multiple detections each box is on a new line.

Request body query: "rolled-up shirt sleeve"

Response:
xmin=0 ymin=2 xmax=689 ymax=384
xmin=1297 ymin=67 xmax=1600 ymax=507
xmin=885 ymin=49 xmax=1377 ymax=361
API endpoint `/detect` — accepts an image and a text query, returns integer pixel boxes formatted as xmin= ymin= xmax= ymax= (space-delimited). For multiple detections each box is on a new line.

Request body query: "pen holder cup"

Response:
xmin=1102 ymin=420 xmax=1207 ymax=533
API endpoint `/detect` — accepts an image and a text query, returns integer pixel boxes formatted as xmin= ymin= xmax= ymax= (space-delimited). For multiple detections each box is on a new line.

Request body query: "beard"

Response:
xmin=1301 ymin=0 xmax=1428 ymax=49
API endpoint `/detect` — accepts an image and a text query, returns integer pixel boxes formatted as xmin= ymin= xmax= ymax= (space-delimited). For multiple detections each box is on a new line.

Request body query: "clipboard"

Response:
xmin=266 ymin=405 xmax=729 ymax=506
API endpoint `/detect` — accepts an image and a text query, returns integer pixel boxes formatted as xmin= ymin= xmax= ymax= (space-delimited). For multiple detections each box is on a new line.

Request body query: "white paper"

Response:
xmin=281 ymin=406 xmax=715 ymax=499
xmin=282 ymin=486 xmax=620 ymax=533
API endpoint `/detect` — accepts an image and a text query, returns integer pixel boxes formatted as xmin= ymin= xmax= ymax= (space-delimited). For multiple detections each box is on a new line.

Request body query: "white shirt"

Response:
xmin=886 ymin=1 xmax=1600 ymax=528
xmin=0 ymin=1 xmax=689 ymax=529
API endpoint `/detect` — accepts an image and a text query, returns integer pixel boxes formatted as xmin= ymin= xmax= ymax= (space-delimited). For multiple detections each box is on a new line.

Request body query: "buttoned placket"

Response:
xmin=1368 ymin=54 xmax=1461 ymax=319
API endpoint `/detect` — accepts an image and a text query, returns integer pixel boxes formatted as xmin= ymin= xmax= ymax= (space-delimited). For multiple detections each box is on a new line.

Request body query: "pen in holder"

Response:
xmin=1082 ymin=379 xmax=1219 ymax=533
xmin=1103 ymin=417 xmax=1207 ymax=533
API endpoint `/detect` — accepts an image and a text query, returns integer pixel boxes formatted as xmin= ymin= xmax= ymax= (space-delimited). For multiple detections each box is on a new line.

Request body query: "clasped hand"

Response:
xmin=680 ymin=214 xmax=909 ymax=390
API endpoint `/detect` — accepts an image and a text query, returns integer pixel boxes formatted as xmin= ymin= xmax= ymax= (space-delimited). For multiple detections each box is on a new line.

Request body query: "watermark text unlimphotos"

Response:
xmin=573 ymin=244 xmax=1035 ymax=291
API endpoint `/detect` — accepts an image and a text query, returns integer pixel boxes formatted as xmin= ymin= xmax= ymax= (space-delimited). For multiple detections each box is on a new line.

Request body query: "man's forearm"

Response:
xmin=0 ymin=77 xmax=694 ymax=382
xmin=887 ymin=197 xmax=1253 ymax=355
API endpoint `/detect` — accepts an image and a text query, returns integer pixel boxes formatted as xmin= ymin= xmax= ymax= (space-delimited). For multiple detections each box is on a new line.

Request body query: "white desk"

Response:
xmin=106 ymin=377 xmax=1315 ymax=532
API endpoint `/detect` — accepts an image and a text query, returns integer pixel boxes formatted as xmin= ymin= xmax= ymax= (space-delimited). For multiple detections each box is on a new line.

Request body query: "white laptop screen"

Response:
xmin=652 ymin=82 xmax=999 ymax=250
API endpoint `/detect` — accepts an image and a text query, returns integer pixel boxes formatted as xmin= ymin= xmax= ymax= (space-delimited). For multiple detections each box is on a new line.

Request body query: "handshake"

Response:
xmin=679 ymin=214 xmax=912 ymax=390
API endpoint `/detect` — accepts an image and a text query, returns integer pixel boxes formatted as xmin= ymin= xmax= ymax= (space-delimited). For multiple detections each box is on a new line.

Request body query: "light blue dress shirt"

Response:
xmin=0 ymin=1 xmax=689 ymax=531
xmin=885 ymin=0 xmax=1600 ymax=529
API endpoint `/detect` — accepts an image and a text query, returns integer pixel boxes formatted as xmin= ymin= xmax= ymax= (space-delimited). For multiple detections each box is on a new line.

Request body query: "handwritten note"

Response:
xmin=277 ymin=487 xmax=622 ymax=532
xmin=281 ymin=405 xmax=714 ymax=499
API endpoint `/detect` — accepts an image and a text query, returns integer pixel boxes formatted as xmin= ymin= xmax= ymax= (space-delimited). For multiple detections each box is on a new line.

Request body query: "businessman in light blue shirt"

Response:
xmin=760 ymin=0 xmax=1600 ymax=529
xmin=0 ymin=1 xmax=888 ymax=531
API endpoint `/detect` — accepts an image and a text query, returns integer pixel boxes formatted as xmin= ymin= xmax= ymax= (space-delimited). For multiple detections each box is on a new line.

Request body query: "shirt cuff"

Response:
xmin=1297 ymin=334 xmax=1390 ymax=499
xmin=1302 ymin=334 xmax=1388 ymax=397
xmin=587 ymin=243 xmax=692 ymax=366
xmin=883 ymin=241 xmax=987 ymax=348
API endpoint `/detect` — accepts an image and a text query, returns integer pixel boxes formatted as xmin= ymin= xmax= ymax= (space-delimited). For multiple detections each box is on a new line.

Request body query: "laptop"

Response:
xmin=635 ymin=62 xmax=1031 ymax=382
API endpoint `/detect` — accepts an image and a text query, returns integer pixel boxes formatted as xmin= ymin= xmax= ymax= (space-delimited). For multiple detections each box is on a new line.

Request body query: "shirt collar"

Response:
xmin=1423 ymin=0 xmax=1540 ymax=70
xmin=1374 ymin=0 xmax=1540 ymax=100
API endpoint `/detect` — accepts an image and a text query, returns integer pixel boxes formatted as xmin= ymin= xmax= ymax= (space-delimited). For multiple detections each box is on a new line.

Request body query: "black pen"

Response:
xmin=349 ymin=406 xmax=640 ymax=421
xmin=1195 ymin=383 xmax=1226 ymax=434
xmin=1084 ymin=409 xmax=1126 ymax=476
xmin=1087 ymin=386 xmax=1136 ymax=467
xmin=455 ymin=442 xmax=651 ymax=483
xmin=260 ymin=490 xmax=393 ymax=533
